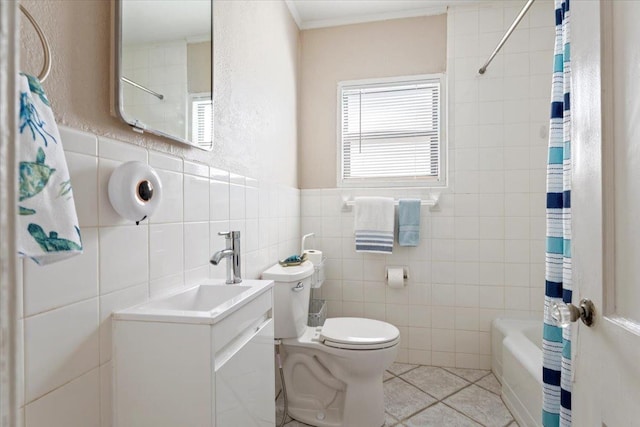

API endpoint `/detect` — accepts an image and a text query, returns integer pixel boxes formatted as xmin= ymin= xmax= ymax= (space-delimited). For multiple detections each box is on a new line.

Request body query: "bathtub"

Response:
xmin=492 ymin=318 xmax=542 ymax=427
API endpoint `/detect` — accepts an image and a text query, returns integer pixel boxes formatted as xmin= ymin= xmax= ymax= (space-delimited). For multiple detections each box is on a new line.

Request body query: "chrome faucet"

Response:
xmin=210 ymin=231 xmax=242 ymax=284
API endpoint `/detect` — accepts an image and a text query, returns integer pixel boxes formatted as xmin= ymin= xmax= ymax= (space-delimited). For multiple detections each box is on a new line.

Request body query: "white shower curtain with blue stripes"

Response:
xmin=543 ymin=0 xmax=571 ymax=426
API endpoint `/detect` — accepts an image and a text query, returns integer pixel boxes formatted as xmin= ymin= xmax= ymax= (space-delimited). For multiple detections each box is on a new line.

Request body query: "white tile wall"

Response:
xmin=25 ymin=369 xmax=101 ymax=427
xmin=121 ymin=41 xmax=188 ymax=139
xmin=20 ymin=125 xmax=300 ymax=426
xmin=98 ymin=284 xmax=148 ymax=364
xmin=149 ymin=223 xmax=184 ymax=279
xmin=300 ymin=0 xmax=554 ymax=370
xmin=24 ymin=298 xmax=99 ymax=403
xmin=183 ymin=174 xmax=210 ymax=222
xmin=184 ymin=222 xmax=210 ymax=271
xmin=149 ymin=170 xmax=183 ymax=223
xmin=99 ymin=226 xmax=148 ymax=293
xmin=23 ymin=228 xmax=98 ymax=316
xmin=99 ymin=363 xmax=112 ymax=427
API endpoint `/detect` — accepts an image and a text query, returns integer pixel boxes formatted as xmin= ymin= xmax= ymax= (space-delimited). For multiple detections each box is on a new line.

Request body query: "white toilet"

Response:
xmin=262 ymin=261 xmax=399 ymax=427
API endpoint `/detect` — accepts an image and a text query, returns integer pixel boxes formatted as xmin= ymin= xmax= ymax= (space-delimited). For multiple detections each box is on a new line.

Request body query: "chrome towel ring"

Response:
xmin=20 ymin=4 xmax=51 ymax=83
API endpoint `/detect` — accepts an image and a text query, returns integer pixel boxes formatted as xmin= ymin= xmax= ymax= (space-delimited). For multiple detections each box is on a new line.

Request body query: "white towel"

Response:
xmin=354 ymin=197 xmax=394 ymax=254
xmin=17 ymin=73 xmax=83 ymax=265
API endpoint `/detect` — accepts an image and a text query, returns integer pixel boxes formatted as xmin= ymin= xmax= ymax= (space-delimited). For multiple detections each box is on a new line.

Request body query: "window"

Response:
xmin=189 ymin=93 xmax=213 ymax=149
xmin=338 ymin=75 xmax=445 ymax=187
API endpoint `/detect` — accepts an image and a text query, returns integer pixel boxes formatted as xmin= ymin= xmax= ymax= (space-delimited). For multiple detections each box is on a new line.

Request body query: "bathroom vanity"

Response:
xmin=112 ymin=280 xmax=275 ymax=427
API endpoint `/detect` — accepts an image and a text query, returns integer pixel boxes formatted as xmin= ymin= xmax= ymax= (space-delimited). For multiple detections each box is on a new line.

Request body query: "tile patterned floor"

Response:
xmin=276 ymin=364 xmax=520 ymax=427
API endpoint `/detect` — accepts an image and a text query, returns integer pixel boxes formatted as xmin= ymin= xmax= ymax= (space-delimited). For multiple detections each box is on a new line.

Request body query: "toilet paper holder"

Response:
xmin=385 ymin=266 xmax=409 ymax=280
xmin=108 ymin=161 xmax=163 ymax=224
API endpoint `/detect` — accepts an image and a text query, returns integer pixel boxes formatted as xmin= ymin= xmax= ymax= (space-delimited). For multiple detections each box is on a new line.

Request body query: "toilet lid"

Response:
xmin=320 ymin=317 xmax=400 ymax=350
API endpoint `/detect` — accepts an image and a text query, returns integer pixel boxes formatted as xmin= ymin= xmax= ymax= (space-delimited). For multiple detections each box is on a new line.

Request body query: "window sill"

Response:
xmin=338 ymin=178 xmax=447 ymax=189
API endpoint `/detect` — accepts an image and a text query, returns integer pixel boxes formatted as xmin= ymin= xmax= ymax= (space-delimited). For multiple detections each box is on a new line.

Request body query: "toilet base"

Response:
xmin=286 ymin=374 xmax=386 ymax=427
xmin=281 ymin=331 xmax=396 ymax=427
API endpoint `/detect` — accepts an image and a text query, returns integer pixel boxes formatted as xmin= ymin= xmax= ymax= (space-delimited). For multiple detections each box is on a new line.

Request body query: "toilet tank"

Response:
xmin=262 ymin=261 xmax=314 ymax=339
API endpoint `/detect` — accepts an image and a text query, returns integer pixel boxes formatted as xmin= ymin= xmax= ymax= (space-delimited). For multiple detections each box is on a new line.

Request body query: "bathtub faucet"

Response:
xmin=210 ymin=231 xmax=242 ymax=284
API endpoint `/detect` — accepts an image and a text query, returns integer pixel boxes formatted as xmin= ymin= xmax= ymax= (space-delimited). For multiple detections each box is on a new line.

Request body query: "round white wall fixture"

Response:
xmin=108 ymin=161 xmax=162 ymax=224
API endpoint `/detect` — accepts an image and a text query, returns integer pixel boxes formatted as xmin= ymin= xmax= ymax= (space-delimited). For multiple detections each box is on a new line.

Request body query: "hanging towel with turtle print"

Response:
xmin=17 ymin=73 xmax=82 ymax=265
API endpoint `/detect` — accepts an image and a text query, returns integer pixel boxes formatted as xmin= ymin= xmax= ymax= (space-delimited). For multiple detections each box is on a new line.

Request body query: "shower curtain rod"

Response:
xmin=120 ymin=77 xmax=164 ymax=100
xmin=478 ymin=0 xmax=536 ymax=75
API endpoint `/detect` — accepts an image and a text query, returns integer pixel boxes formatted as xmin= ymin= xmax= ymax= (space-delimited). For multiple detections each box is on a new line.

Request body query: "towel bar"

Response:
xmin=341 ymin=194 xmax=440 ymax=212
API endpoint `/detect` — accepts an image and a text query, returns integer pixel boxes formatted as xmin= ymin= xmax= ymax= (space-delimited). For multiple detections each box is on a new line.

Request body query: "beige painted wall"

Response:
xmin=188 ymin=41 xmax=212 ymax=94
xmin=19 ymin=0 xmax=299 ymax=187
xmin=213 ymin=0 xmax=299 ymax=186
xmin=298 ymin=14 xmax=447 ymax=189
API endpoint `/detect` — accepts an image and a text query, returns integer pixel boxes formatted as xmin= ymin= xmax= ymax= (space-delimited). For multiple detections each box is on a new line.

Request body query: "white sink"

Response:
xmin=114 ymin=279 xmax=273 ymax=324
xmin=113 ymin=278 xmax=275 ymax=426
xmin=145 ymin=284 xmax=252 ymax=311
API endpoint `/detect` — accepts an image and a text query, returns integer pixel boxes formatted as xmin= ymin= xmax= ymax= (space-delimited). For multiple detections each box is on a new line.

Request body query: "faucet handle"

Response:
xmin=218 ymin=231 xmax=240 ymax=238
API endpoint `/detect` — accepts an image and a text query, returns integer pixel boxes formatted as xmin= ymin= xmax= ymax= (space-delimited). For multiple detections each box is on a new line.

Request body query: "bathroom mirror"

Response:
xmin=114 ymin=0 xmax=213 ymax=150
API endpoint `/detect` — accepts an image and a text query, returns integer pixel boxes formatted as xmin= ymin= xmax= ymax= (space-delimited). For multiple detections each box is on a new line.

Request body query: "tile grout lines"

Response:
xmin=383 ymin=365 xmax=516 ymax=427
xmin=279 ymin=364 xmax=517 ymax=427
xmin=384 ymin=366 xmax=479 ymax=426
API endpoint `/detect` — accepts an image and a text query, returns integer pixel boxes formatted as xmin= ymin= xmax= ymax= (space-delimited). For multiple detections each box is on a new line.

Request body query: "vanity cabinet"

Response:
xmin=112 ymin=282 xmax=274 ymax=427
xmin=215 ymin=319 xmax=274 ymax=425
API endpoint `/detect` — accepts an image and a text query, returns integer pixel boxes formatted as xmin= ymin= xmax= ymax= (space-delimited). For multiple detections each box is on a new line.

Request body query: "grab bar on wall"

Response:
xmin=478 ymin=0 xmax=536 ymax=75
xmin=341 ymin=194 xmax=440 ymax=212
xmin=20 ymin=5 xmax=51 ymax=82
xmin=121 ymin=77 xmax=164 ymax=100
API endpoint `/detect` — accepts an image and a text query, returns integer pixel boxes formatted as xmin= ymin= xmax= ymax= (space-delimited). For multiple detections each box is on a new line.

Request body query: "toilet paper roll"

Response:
xmin=386 ymin=267 xmax=405 ymax=289
xmin=303 ymin=249 xmax=323 ymax=265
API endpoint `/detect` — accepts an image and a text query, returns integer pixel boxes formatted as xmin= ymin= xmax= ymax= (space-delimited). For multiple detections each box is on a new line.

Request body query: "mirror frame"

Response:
xmin=113 ymin=0 xmax=213 ymax=151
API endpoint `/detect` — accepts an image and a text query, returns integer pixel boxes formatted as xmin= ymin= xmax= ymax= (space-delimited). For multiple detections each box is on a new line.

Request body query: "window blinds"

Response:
xmin=340 ymin=78 xmax=441 ymax=184
xmin=191 ymin=98 xmax=213 ymax=145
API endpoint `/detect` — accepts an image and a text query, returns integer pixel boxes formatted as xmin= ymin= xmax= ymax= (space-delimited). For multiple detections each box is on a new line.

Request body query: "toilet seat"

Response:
xmin=320 ymin=317 xmax=400 ymax=350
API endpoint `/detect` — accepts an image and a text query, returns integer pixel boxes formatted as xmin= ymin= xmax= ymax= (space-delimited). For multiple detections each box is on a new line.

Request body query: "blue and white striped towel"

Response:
xmin=354 ymin=197 xmax=394 ymax=254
